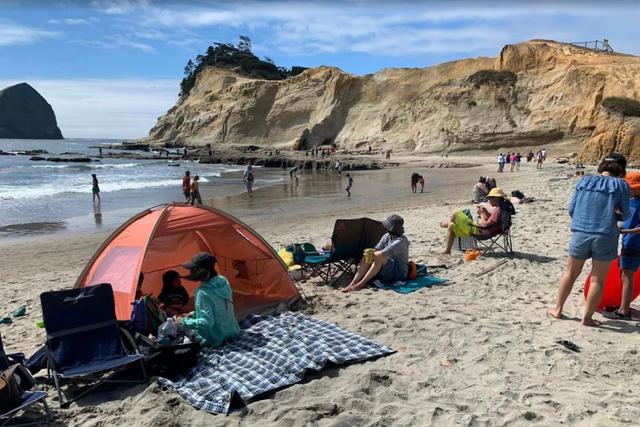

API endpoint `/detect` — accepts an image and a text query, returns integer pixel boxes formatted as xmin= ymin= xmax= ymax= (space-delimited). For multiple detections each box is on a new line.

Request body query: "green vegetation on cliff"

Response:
xmin=180 ymin=36 xmax=307 ymax=96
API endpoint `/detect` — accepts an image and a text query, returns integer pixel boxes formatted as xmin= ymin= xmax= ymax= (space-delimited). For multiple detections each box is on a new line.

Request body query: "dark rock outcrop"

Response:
xmin=0 ymin=83 xmax=63 ymax=139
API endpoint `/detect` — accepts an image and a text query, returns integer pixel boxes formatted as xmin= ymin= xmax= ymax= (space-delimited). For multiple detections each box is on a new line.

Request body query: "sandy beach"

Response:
xmin=2 ymin=155 xmax=639 ymax=426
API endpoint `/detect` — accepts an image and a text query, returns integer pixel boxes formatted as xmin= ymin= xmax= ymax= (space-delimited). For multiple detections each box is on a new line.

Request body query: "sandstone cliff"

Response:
xmin=0 ymin=83 xmax=63 ymax=139
xmin=146 ymin=40 xmax=640 ymax=162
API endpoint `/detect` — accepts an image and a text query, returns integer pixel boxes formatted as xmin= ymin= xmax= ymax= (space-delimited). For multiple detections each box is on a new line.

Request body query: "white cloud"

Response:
xmin=0 ymin=21 xmax=59 ymax=46
xmin=48 ymin=18 xmax=94 ymax=25
xmin=70 ymin=34 xmax=156 ymax=53
xmin=0 ymin=79 xmax=178 ymax=139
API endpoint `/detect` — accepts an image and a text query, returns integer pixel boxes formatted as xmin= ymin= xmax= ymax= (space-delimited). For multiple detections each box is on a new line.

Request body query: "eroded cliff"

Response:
xmin=146 ymin=40 xmax=640 ymax=162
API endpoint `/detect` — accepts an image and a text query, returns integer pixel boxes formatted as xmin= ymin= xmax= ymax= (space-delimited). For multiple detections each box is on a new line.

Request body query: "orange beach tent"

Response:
xmin=74 ymin=203 xmax=301 ymax=320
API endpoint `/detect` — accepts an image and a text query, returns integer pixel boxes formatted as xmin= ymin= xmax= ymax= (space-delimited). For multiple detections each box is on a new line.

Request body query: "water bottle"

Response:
xmin=158 ymin=318 xmax=178 ymax=345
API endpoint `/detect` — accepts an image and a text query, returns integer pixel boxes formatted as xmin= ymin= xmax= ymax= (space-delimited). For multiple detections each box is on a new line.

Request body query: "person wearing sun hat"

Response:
xmin=342 ymin=214 xmax=410 ymax=292
xmin=441 ymin=187 xmax=507 ymax=254
xmin=617 ymin=171 xmax=640 ymax=319
xmin=178 ymin=252 xmax=240 ymax=347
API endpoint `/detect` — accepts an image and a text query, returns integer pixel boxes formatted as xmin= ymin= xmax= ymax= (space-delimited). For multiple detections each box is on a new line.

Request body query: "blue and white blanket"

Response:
xmin=158 ymin=312 xmax=394 ymax=414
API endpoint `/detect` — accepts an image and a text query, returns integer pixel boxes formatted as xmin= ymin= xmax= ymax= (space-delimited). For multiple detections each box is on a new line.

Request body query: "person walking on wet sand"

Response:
xmin=243 ymin=162 xmax=255 ymax=199
xmin=345 ymin=173 xmax=353 ymax=197
xmin=91 ymin=173 xmax=100 ymax=203
xmin=182 ymin=170 xmax=191 ymax=201
xmin=189 ymin=175 xmax=202 ymax=206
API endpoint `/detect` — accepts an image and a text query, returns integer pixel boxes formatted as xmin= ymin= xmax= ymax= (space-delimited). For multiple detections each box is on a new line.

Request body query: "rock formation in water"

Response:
xmin=146 ymin=40 xmax=640 ymax=162
xmin=0 ymin=83 xmax=63 ymax=139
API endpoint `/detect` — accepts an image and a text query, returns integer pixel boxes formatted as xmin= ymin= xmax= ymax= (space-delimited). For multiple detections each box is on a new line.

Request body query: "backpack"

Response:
xmin=131 ymin=295 xmax=166 ymax=335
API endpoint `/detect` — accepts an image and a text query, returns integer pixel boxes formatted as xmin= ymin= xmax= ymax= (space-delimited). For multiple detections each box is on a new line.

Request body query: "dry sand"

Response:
xmin=1 ymin=156 xmax=639 ymax=426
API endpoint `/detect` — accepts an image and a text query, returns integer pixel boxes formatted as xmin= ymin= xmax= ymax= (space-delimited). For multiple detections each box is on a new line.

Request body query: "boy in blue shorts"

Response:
xmin=618 ymin=171 xmax=640 ymax=319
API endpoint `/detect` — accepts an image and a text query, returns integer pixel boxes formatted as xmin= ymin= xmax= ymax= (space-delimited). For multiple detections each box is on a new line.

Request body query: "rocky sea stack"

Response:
xmin=0 ymin=83 xmax=63 ymax=139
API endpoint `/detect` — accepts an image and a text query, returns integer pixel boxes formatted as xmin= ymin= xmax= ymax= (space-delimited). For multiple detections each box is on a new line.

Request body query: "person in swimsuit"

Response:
xmin=91 ymin=173 xmax=100 ymax=203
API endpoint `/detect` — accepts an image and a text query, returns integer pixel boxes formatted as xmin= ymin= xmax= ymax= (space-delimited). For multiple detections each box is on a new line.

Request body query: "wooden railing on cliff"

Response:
xmin=569 ymin=39 xmax=614 ymax=53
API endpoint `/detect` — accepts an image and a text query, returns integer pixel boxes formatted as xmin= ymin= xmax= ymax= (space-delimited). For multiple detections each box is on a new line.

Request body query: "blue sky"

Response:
xmin=2 ymin=0 xmax=640 ymax=138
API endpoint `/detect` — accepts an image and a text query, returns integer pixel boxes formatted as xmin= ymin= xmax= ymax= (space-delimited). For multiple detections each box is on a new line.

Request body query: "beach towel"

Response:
xmin=158 ymin=312 xmax=394 ymax=414
xmin=372 ymin=275 xmax=448 ymax=294
xmin=452 ymin=209 xmax=476 ymax=237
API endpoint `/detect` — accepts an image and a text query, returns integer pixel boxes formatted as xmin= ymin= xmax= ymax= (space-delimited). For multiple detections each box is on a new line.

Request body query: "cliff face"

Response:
xmin=146 ymin=40 xmax=640 ymax=162
xmin=0 ymin=83 xmax=63 ymax=140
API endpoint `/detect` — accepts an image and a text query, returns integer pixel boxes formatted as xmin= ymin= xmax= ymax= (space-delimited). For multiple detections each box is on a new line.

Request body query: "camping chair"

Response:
xmin=302 ymin=218 xmax=387 ymax=285
xmin=0 ymin=333 xmax=52 ymax=426
xmin=456 ymin=201 xmax=514 ymax=255
xmin=40 ymin=283 xmax=147 ymax=408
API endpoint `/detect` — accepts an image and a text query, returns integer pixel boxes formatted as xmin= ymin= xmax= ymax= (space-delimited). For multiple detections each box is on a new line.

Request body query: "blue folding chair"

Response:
xmin=40 ymin=283 xmax=147 ymax=408
xmin=0 ymin=332 xmax=52 ymax=426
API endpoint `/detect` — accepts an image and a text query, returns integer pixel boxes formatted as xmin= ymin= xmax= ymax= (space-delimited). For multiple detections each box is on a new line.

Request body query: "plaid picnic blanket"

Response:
xmin=158 ymin=312 xmax=394 ymax=414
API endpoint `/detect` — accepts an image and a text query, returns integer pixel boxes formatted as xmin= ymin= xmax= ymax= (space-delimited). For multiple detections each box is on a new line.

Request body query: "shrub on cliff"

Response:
xmin=601 ymin=97 xmax=640 ymax=117
xmin=180 ymin=36 xmax=307 ymax=97
xmin=468 ymin=70 xmax=517 ymax=86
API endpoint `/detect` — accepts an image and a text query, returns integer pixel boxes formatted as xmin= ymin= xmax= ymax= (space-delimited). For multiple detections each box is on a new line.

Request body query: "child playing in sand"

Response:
xmin=548 ymin=154 xmax=630 ymax=326
xmin=617 ymin=171 xmax=640 ymax=319
xmin=345 ymin=173 xmax=353 ymax=197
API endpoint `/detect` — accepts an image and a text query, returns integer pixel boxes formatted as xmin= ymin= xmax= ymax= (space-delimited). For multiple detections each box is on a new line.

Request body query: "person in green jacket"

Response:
xmin=178 ymin=252 xmax=240 ymax=347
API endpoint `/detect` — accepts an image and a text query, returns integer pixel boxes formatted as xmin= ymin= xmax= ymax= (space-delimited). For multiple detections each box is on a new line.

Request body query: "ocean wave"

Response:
xmin=91 ymin=163 xmax=140 ymax=169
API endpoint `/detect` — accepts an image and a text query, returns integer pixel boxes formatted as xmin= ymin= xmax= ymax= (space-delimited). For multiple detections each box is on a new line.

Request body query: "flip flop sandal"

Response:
xmin=613 ymin=311 xmax=633 ymax=321
xmin=556 ymin=340 xmax=580 ymax=353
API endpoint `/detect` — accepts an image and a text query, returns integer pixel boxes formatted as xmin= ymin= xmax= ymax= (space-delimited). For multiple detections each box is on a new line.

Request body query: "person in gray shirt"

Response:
xmin=342 ymin=214 xmax=410 ymax=292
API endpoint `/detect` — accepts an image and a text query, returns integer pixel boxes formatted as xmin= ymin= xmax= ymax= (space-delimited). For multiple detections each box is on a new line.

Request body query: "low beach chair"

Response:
xmin=0 ymin=333 xmax=52 ymax=426
xmin=40 ymin=283 xmax=147 ymax=407
xmin=456 ymin=201 xmax=514 ymax=255
xmin=302 ymin=218 xmax=387 ymax=285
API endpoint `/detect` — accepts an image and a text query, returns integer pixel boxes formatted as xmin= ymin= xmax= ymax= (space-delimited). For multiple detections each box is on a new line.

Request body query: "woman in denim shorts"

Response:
xmin=548 ymin=154 xmax=630 ymax=326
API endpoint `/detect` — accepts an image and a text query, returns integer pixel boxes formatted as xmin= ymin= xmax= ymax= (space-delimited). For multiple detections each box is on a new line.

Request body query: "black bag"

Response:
xmin=136 ymin=335 xmax=199 ymax=378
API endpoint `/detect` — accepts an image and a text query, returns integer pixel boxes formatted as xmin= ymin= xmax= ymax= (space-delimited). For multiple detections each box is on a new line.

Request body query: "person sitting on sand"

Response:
xmin=548 ymin=154 xmax=630 ymax=327
xmin=441 ymin=187 xmax=507 ymax=254
xmin=159 ymin=270 xmax=193 ymax=316
xmin=189 ymin=175 xmax=202 ymax=205
xmin=472 ymin=177 xmax=489 ymax=203
xmin=342 ymin=214 xmax=410 ymax=292
xmin=178 ymin=252 xmax=240 ymax=347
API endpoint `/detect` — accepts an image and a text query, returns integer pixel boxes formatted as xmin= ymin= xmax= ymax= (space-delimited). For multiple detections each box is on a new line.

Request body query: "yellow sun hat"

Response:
xmin=487 ymin=187 xmax=506 ymax=198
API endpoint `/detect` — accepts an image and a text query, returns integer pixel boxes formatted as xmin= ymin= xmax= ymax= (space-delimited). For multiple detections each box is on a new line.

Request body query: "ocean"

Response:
xmin=0 ymin=138 xmax=285 ymax=237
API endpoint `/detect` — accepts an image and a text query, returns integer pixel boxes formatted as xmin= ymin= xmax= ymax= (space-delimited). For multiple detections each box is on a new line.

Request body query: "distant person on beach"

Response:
xmin=243 ymin=163 xmax=255 ymax=198
xmin=548 ymin=154 xmax=630 ymax=327
xmin=473 ymin=177 xmax=489 ymax=203
xmin=189 ymin=175 xmax=202 ymax=205
xmin=411 ymin=172 xmax=419 ymax=193
xmin=386 ymin=149 xmax=392 ymax=160
xmin=342 ymin=214 xmax=409 ymax=292
xmin=615 ymin=172 xmax=640 ymax=320
xmin=497 ymin=153 xmax=505 ymax=173
xmin=91 ymin=173 xmax=100 ymax=203
xmin=368 ymin=145 xmax=372 ymax=155
xmin=98 ymin=147 xmax=103 ymax=157
xmin=541 ymin=148 xmax=547 ymax=161
xmin=516 ymin=153 xmax=522 ymax=171
xmin=345 ymin=173 xmax=353 ymax=197
xmin=182 ymin=171 xmax=191 ymax=201
xmin=418 ymin=175 xmax=425 ymax=193
xmin=509 ymin=153 xmax=516 ymax=172
xmin=527 ymin=151 xmax=534 ymax=163
xmin=536 ymin=151 xmax=544 ymax=169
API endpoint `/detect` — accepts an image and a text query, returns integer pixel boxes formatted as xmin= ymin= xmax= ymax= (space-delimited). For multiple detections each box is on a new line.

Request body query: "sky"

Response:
xmin=2 ymin=0 xmax=640 ymax=139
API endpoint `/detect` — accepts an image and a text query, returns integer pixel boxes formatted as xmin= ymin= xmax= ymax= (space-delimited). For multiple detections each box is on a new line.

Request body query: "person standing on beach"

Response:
xmin=418 ymin=175 xmax=425 ymax=193
xmin=91 ymin=173 xmax=100 ymax=203
xmin=182 ymin=171 xmax=191 ymax=201
xmin=536 ymin=151 xmax=544 ymax=169
xmin=516 ymin=153 xmax=522 ymax=171
xmin=548 ymin=154 xmax=630 ymax=326
xmin=411 ymin=172 xmax=419 ymax=193
xmin=243 ymin=163 xmax=255 ymax=199
xmin=345 ymin=173 xmax=353 ymax=197
xmin=616 ymin=172 xmax=640 ymax=319
xmin=189 ymin=175 xmax=202 ymax=206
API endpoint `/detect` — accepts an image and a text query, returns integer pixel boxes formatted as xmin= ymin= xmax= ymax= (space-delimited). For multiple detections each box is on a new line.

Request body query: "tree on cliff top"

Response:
xmin=179 ymin=35 xmax=307 ymax=97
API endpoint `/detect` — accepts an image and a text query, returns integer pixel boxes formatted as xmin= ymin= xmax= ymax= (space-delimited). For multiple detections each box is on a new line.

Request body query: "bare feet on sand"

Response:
xmin=581 ymin=318 xmax=599 ymax=327
xmin=547 ymin=308 xmax=562 ymax=319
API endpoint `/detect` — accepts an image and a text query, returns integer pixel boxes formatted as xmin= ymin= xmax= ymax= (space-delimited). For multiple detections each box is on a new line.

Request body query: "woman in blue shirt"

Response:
xmin=549 ymin=154 xmax=630 ymax=326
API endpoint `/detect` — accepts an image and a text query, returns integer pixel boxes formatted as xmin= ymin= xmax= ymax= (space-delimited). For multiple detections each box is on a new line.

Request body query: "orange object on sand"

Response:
xmin=74 ymin=203 xmax=300 ymax=320
xmin=464 ymin=249 xmax=481 ymax=261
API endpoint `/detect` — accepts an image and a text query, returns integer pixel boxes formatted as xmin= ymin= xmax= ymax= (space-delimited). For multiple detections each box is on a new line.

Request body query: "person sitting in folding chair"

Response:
xmin=442 ymin=187 xmax=506 ymax=254
xmin=342 ymin=214 xmax=410 ymax=292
